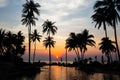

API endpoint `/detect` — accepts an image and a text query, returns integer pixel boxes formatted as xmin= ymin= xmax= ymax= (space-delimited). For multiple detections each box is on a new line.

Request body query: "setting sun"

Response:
xmin=56 ymin=56 xmax=59 ymax=59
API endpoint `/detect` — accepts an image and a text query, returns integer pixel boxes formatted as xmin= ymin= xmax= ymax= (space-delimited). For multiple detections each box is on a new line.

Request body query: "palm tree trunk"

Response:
xmin=66 ymin=48 xmax=67 ymax=66
xmin=81 ymin=51 xmax=84 ymax=60
xmin=76 ymin=48 xmax=81 ymax=60
xmin=109 ymin=53 xmax=113 ymax=63
xmin=115 ymin=52 xmax=118 ymax=61
xmin=75 ymin=48 xmax=80 ymax=62
xmin=103 ymin=22 xmax=107 ymax=37
xmin=107 ymin=55 xmax=110 ymax=64
xmin=28 ymin=25 xmax=31 ymax=63
xmin=49 ymin=30 xmax=51 ymax=65
xmin=33 ymin=41 xmax=36 ymax=63
xmin=82 ymin=52 xmax=85 ymax=60
xmin=49 ymin=45 xmax=51 ymax=65
xmin=113 ymin=23 xmax=120 ymax=62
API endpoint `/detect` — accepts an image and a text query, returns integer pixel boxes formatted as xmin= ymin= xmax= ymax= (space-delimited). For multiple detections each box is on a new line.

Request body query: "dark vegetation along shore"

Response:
xmin=0 ymin=0 xmax=120 ymax=79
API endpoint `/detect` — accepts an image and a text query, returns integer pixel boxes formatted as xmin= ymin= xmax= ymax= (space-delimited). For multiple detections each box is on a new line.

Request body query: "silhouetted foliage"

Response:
xmin=42 ymin=20 xmax=57 ymax=36
xmin=66 ymin=29 xmax=95 ymax=62
xmin=42 ymin=20 xmax=57 ymax=64
xmin=31 ymin=29 xmax=42 ymax=62
xmin=0 ymin=28 xmax=25 ymax=63
xmin=93 ymin=0 xmax=120 ymax=62
xmin=21 ymin=0 xmax=40 ymax=62
xmin=99 ymin=37 xmax=116 ymax=64
xmin=91 ymin=8 xmax=110 ymax=37
xmin=43 ymin=37 xmax=55 ymax=54
xmin=43 ymin=36 xmax=55 ymax=64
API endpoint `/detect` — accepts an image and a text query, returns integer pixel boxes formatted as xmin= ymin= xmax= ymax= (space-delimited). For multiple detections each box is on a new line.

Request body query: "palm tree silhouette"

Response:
xmin=42 ymin=20 xmax=57 ymax=64
xmin=79 ymin=29 xmax=95 ymax=60
xmin=99 ymin=37 xmax=116 ymax=64
xmin=42 ymin=20 xmax=58 ymax=36
xmin=65 ymin=32 xmax=80 ymax=62
xmin=0 ymin=29 xmax=5 ymax=55
xmin=91 ymin=8 xmax=109 ymax=37
xmin=66 ymin=29 xmax=95 ymax=61
xmin=31 ymin=29 xmax=42 ymax=62
xmin=94 ymin=0 xmax=120 ymax=62
xmin=43 ymin=36 xmax=55 ymax=64
xmin=5 ymin=31 xmax=15 ymax=54
xmin=15 ymin=31 xmax=25 ymax=56
xmin=21 ymin=0 xmax=40 ymax=62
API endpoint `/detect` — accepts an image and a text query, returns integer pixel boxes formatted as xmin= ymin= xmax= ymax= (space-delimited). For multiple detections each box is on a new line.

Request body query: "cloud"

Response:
xmin=0 ymin=0 xmax=8 ymax=7
xmin=38 ymin=0 xmax=96 ymax=21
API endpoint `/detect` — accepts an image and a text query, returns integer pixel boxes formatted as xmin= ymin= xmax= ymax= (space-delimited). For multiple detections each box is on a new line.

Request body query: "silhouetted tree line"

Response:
xmin=0 ymin=28 xmax=25 ymax=63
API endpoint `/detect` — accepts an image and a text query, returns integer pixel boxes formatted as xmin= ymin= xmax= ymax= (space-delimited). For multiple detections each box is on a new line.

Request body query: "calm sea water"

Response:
xmin=6 ymin=66 xmax=120 ymax=80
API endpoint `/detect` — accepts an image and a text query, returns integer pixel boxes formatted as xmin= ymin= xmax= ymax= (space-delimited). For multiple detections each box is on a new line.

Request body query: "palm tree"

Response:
xmin=94 ymin=0 xmax=120 ymax=62
xmin=66 ymin=29 xmax=95 ymax=61
xmin=43 ymin=36 xmax=55 ymax=64
xmin=65 ymin=47 xmax=68 ymax=66
xmin=99 ymin=37 xmax=116 ymax=64
xmin=78 ymin=29 xmax=95 ymax=60
xmin=91 ymin=8 xmax=109 ymax=37
xmin=15 ymin=31 xmax=25 ymax=56
xmin=21 ymin=0 xmax=40 ymax=62
xmin=42 ymin=20 xmax=57 ymax=36
xmin=65 ymin=32 xmax=80 ymax=62
xmin=0 ymin=29 xmax=5 ymax=55
xmin=42 ymin=20 xmax=57 ymax=64
xmin=31 ymin=29 xmax=42 ymax=62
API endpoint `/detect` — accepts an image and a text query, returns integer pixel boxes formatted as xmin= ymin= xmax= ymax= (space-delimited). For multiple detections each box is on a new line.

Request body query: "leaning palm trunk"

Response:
xmin=33 ymin=41 xmax=36 ymax=63
xmin=74 ymin=49 xmax=80 ymax=62
xmin=113 ymin=23 xmax=120 ymax=62
xmin=81 ymin=52 xmax=84 ymax=60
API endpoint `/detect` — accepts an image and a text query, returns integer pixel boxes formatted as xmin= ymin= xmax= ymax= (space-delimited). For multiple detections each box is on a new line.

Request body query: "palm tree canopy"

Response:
xmin=31 ymin=29 xmax=42 ymax=42
xmin=91 ymin=7 xmax=111 ymax=29
xmin=21 ymin=0 xmax=40 ymax=26
xmin=16 ymin=31 xmax=25 ymax=45
xmin=22 ymin=0 xmax=40 ymax=15
xmin=0 ymin=29 xmax=6 ymax=54
xmin=0 ymin=29 xmax=5 ymax=45
xmin=99 ymin=37 xmax=116 ymax=55
xmin=93 ymin=0 xmax=120 ymax=27
xmin=66 ymin=29 xmax=95 ymax=53
xmin=79 ymin=29 xmax=95 ymax=53
xmin=42 ymin=20 xmax=58 ymax=35
xmin=43 ymin=36 xmax=56 ymax=48
xmin=65 ymin=32 xmax=78 ymax=51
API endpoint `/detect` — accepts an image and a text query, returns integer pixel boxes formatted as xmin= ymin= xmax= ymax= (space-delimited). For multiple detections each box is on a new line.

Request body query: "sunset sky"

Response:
xmin=0 ymin=0 xmax=120 ymax=61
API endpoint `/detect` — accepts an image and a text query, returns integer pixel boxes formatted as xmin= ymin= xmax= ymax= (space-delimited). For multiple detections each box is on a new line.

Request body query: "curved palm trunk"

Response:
xmin=113 ymin=23 xmax=120 ymax=62
xmin=74 ymin=49 xmax=80 ymax=62
xmin=28 ymin=25 xmax=31 ymax=63
xmin=82 ymin=52 xmax=85 ymax=60
xmin=81 ymin=52 xmax=85 ymax=60
xmin=33 ymin=41 xmax=36 ymax=63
